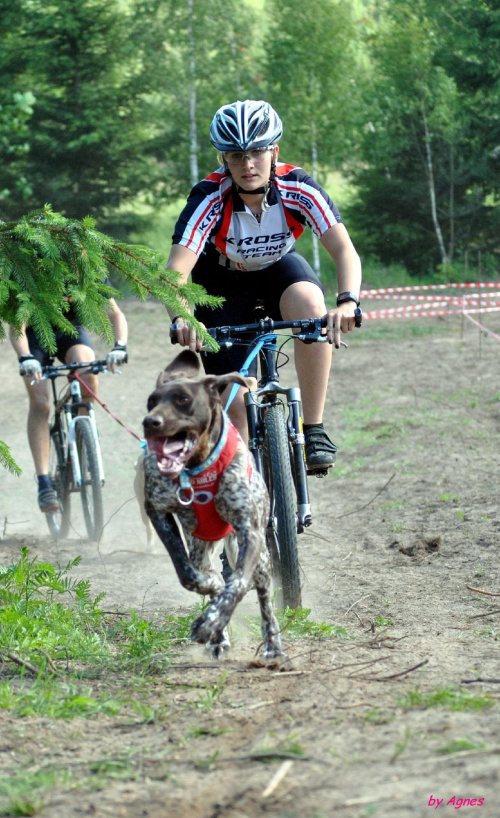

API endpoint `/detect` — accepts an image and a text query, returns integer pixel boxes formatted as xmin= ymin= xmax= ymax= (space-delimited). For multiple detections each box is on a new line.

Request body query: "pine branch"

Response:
xmin=0 ymin=205 xmax=222 ymax=351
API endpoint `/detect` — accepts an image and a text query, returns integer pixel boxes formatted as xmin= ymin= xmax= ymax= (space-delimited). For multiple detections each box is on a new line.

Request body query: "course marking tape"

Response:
xmin=462 ymin=312 xmax=500 ymax=342
xmin=361 ymin=281 xmax=500 ymax=296
xmin=365 ymin=293 xmax=500 ymax=305
xmin=363 ymin=306 xmax=500 ymax=320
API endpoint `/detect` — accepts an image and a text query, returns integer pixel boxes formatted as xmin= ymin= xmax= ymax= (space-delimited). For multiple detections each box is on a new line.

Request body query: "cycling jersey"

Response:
xmin=172 ymin=164 xmax=342 ymax=272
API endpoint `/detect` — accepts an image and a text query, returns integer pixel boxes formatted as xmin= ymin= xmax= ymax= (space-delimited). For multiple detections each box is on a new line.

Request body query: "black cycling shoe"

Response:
xmin=304 ymin=425 xmax=338 ymax=471
xmin=38 ymin=486 xmax=60 ymax=513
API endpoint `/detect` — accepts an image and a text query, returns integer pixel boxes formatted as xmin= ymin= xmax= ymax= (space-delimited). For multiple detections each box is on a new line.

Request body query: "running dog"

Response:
xmin=139 ymin=349 xmax=283 ymax=660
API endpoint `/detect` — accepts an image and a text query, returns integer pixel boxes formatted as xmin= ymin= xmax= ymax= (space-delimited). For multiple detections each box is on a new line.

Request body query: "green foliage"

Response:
xmin=0 ymin=441 xmax=22 ymax=475
xmin=346 ymin=0 xmax=500 ymax=274
xmin=246 ymin=606 xmax=352 ymax=640
xmin=265 ymin=0 xmax=359 ymax=173
xmin=400 ymin=686 xmax=495 ymax=712
xmin=435 ymin=738 xmax=487 ymax=755
xmin=0 ymin=549 xmax=204 ymax=717
xmin=0 ymin=0 xmax=260 ymax=232
xmin=0 ymin=205 xmax=221 ymax=353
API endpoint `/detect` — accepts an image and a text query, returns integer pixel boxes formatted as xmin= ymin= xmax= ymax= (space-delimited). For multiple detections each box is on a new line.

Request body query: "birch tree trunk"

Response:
xmin=422 ymin=103 xmax=449 ymax=265
xmin=188 ymin=0 xmax=198 ymax=186
xmin=310 ymin=120 xmax=321 ymax=278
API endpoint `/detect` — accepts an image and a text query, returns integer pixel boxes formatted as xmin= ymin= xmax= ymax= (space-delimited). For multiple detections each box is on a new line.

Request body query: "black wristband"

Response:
xmin=18 ymin=354 xmax=35 ymax=363
xmin=112 ymin=342 xmax=127 ymax=351
xmin=336 ymin=291 xmax=360 ymax=307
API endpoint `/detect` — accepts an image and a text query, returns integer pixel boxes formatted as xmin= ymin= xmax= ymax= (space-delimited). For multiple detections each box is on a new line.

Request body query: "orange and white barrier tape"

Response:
xmin=360 ymin=281 xmax=500 ymax=338
xmin=361 ymin=281 xmax=500 ymax=296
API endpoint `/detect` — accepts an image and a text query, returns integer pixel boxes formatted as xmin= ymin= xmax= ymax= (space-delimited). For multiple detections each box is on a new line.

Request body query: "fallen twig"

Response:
xmin=334 ymin=473 xmax=396 ymax=518
xmin=466 ymin=586 xmax=500 ymax=597
xmin=262 ymin=760 xmax=294 ymax=798
xmin=2 ymin=651 xmax=40 ymax=676
xmin=461 ymin=677 xmax=500 ymax=685
xmin=468 ymin=609 xmax=500 ymax=620
xmin=34 ymin=648 xmax=64 ymax=678
xmin=369 ymin=658 xmax=429 ymax=681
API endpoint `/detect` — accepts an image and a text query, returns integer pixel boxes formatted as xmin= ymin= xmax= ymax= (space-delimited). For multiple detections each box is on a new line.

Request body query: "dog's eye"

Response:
xmin=173 ymin=392 xmax=191 ymax=406
xmin=147 ymin=396 xmax=159 ymax=411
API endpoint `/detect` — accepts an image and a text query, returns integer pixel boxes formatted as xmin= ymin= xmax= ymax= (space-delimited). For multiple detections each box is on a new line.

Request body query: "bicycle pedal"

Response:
xmin=307 ymin=467 xmax=330 ymax=478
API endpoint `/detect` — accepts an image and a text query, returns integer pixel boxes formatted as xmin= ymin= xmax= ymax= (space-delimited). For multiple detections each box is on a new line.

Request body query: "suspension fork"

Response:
xmin=244 ymin=383 xmax=312 ymax=530
xmin=286 ymin=386 xmax=312 ymax=530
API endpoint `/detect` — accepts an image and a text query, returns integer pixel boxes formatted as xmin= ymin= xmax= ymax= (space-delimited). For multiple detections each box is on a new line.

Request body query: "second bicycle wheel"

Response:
xmin=263 ymin=403 xmax=302 ymax=609
xmin=47 ymin=425 xmax=71 ymax=539
xmin=75 ymin=419 xmax=104 ymax=542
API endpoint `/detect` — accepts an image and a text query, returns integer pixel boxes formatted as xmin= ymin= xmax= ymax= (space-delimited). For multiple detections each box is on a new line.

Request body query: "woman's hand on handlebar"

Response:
xmin=171 ymin=317 xmax=206 ymax=352
xmin=325 ymin=303 xmax=362 ymax=348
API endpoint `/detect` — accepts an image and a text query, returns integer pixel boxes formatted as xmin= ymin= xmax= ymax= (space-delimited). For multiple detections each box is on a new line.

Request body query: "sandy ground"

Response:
xmin=1 ymin=299 xmax=500 ymax=817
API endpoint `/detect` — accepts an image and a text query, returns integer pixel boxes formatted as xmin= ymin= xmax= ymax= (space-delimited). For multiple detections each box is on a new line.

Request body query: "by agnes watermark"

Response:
xmin=428 ymin=796 xmax=485 ymax=809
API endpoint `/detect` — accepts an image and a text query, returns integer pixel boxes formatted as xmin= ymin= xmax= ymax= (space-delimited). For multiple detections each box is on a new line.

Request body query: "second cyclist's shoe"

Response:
xmin=38 ymin=487 xmax=60 ymax=513
xmin=304 ymin=425 xmax=338 ymax=470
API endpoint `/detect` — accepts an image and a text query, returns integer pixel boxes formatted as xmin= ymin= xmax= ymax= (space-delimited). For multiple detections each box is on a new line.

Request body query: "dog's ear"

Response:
xmin=203 ymin=371 xmax=252 ymax=396
xmin=156 ymin=350 xmax=201 ymax=386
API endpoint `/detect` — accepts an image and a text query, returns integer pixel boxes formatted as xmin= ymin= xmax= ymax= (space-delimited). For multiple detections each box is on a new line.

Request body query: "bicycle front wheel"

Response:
xmin=263 ymin=403 xmax=301 ymax=609
xmin=76 ymin=419 xmax=104 ymax=542
xmin=47 ymin=425 xmax=71 ymax=539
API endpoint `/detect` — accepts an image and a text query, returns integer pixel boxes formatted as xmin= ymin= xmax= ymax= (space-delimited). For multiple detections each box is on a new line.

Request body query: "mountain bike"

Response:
xmin=202 ymin=313 xmax=360 ymax=608
xmin=42 ymin=360 xmax=108 ymax=542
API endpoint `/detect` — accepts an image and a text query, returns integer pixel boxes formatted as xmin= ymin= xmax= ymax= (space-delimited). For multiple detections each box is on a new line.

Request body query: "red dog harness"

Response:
xmin=176 ymin=413 xmax=252 ymax=541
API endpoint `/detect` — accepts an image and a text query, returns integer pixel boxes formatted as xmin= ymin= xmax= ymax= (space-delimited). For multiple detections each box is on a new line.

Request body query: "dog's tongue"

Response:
xmin=147 ymin=437 xmax=193 ymax=477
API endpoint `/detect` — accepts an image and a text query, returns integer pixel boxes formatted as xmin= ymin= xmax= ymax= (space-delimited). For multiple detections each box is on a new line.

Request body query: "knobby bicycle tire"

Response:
xmin=47 ymin=423 xmax=71 ymax=539
xmin=76 ymin=419 xmax=104 ymax=542
xmin=263 ymin=403 xmax=302 ymax=609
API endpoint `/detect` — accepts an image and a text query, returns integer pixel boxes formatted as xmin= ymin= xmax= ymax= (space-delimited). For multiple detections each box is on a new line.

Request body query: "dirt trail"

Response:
xmin=1 ymin=300 xmax=500 ymax=817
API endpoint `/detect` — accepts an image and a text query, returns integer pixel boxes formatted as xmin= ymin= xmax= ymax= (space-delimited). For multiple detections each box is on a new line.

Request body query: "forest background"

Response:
xmin=1 ymin=0 xmax=499 ymax=289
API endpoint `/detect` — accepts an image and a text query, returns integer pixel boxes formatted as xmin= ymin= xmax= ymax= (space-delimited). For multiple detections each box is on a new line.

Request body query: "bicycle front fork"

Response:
xmin=244 ymin=385 xmax=312 ymax=531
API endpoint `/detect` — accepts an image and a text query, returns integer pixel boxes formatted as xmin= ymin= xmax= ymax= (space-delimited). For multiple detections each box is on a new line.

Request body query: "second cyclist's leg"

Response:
xmin=279 ymin=279 xmax=338 ymax=470
xmin=64 ymin=341 xmax=98 ymax=406
xmin=24 ymin=377 xmax=61 ymax=512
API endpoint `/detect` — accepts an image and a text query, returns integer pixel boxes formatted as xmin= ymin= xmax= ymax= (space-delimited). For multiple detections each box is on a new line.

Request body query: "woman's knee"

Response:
xmin=279 ymin=281 xmax=326 ymax=319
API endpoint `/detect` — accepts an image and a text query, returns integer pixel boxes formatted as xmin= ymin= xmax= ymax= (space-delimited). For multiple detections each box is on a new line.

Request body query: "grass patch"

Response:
xmin=0 ymin=548 xmax=203 ymax=719
xmin=246 ymin=606 xmax=353 ymax=640
xmin=399 ymin=686 xmax=495 ymax=712
xmin=435 ymin=738 xmax=488 ymax=755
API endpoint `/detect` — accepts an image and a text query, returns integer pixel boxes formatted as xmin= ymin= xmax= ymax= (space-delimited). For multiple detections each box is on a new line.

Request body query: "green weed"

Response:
xmin=246 ymin=606 xmax=353 ymax=640
xmin=390 ymin=727 xmax=412 ymax=762
xmin=435 ymin=738 xmax=487 ymax=755
xmin=195 ymin=672 xmax=228 ymax=711
xmin=0 ymin=769 xmax=72 ymax=817
xmin=373 ymin=617 xmax=394 ymax=628
xmin=400 ymin=686 xmax=495 ymax=712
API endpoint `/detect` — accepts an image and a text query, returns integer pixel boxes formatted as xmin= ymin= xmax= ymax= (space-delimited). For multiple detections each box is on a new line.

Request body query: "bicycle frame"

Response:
xmin=241 ymin=333 xmax=312 ymax=531
xmin=49 ymin=368 xmax=105 ymax=488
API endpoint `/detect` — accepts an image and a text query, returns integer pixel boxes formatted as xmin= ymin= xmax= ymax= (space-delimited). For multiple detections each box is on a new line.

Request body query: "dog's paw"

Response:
xmin=206 ymin=628 xmax=231 ymax=659
xmin=191 ymin=606 xmax=227 ymax=646
xmin=262 ymin=644 xmax=288 ymax=661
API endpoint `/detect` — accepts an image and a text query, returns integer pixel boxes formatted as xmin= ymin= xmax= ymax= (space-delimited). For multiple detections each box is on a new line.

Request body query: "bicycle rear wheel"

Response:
xmin=263 ymin=403 xmax=301 ymax=609
xmin=46 ymin=424 xmax=71 ymax=539
xmin=76 ymin=419 xmax=104 ymax=542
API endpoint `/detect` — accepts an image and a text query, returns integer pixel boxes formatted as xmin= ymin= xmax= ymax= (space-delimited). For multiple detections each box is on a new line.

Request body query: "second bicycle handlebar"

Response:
xmin=41 ymin=360 xmax=110 ymax=380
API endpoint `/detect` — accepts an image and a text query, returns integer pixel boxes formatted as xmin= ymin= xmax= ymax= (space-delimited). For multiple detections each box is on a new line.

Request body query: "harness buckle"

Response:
xmin=176 ymin=472 xmax=195 ymax=506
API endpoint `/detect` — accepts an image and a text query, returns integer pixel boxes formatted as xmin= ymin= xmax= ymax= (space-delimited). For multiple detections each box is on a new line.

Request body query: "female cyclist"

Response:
xmin=167 ymin=99 xmax=362 ymax=471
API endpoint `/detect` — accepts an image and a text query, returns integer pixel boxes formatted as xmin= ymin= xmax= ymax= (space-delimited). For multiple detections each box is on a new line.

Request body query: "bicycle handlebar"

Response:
xmin=41 ymin=360 xmax=110 ymax=379
xmin=170 ymin=309 xmax=362 ymax=347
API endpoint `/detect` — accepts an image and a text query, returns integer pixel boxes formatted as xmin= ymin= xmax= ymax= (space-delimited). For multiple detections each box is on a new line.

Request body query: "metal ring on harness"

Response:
xmin=176 ymin=484 xmax=195 ymax=506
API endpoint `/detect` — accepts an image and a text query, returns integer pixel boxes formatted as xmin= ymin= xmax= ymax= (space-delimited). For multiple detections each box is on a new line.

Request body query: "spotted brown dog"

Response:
xmin=140 ymin=349 xmax=283 ymax=660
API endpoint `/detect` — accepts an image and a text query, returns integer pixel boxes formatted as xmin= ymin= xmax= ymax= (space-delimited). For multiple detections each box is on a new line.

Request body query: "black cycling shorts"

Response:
xmin=192 ymin=249 xmax=323 ymax=376
xmin=27 ymin=324 xmax=94 ymax=367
